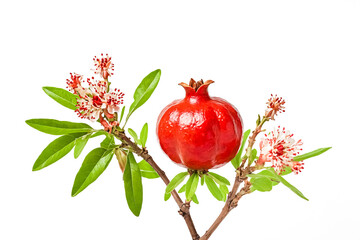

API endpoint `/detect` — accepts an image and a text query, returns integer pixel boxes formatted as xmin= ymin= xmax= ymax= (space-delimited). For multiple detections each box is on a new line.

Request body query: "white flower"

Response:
xmin=258 ymin=126 xmax=304 ymax=174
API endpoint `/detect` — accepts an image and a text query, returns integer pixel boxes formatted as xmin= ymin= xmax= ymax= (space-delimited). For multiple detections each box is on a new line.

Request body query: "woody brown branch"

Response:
xmin=113 ymin=129 xmax=200 ymax=240
xmin=199 ymin=114 xmax=270 ymax=240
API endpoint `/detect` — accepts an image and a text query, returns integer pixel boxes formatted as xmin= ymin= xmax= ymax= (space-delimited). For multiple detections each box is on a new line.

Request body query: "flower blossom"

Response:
xmin=265 ymin=94 xmax=285 ymax=120
xmin=66 ymin=73 xmax=83 ymax=93
xmin=66 ymin=73 xmax=124 ymax=120
xmin=66 ymin=54 xmax=124 ymax=132
xmin=92 ymin=53 xmax=114 ymax=79
xmin=73 ymin=77 xmax=124 ymax=122
xmin=258 ymin=126 xmax=304 ymax=174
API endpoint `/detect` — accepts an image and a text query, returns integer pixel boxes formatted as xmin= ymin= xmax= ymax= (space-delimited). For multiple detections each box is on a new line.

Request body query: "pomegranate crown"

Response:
xmin=179 ymin=78 xmax=214 ymax=92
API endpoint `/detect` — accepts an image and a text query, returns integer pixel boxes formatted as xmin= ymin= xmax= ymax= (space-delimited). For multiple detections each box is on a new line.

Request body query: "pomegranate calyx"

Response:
xmin=179 ymin=79 xmax=215 ymax=98
xmin=179 ymin=79 xmax=214 ymax=92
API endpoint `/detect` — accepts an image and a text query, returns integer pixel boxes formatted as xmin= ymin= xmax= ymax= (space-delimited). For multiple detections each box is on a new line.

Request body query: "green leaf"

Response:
xmin=293 ymin=147 xmax=332 ymax=161
xmin=71 ymin=148 xmax=114 ymax=196
xmin=164 ymin=192 xmax=171 ymax=201
xmin=250 ymin=177 xmax=273 ymax=192
xmin=100 ymin=135 xmax=115 ymax=149
xmin=247 ymin=170 xmax=279 ymax=179
xmin=254 ymin=170 xmax=281 ymax=186
xmin=207 ymin=172 xmax=230 ymax=186
xmin=204 ymin=175 xmax=223 ymax=201
xmin=277 ymin=174 xmax=309 ymax=201
xmin=138 ymin=160 xmax=159 ymax=179
xmin=231 ymin=129 xmax=251 ymax=169
xmin=90 ymin=130 xmax=110 ymax=138
xmin=32 ymin=134 xmax=84 ymax=171
xmin=265 ymin=168 xmax=309 ymax=200
xmin=140 ymin=123 xmax=148 ymax=147
xmin=165 ymin=172 xmax=188 ymax=193
xmin=220 ymin=185 xmax=229 ymax=202
xmin=128 ymin=128 xmax=140 ymax=145
xmin=178 ymin=184 xmax=186 ymax=193
xmin=279 ymin=166 xmax=292 ymax=176
xmin=42 ymin=86 xmax=78 ymax=110
xmin=256 ymin=114 xmax=261 ymax=126
xmin=185 ymin=173 xmax=199 ymax=201
xmin=191 ymin=194 xmax=199 ymax=204
xmin=201 ymin=175 xmax=205 ymax=186
xmin=119 ymin=106 xmax=126 ymax=124
xmin=220 ymin=184 xmax=229 ymax=195
xmin=26 ymin=119 xmax=92 ymax=135
xmin=74 ymin=133 xmax=92 ymax=159
xmin=123 ymin=152 xmax=143 ymax=216
xmin=140 ymin=171 xmax=159 ymax=179
xmin=126 ymin=69 xmax=161 ymax=121
xmin=249 ymin=149 xmax=257 ymax=165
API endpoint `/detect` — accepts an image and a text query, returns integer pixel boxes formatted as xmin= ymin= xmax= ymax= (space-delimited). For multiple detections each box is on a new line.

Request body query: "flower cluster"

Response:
xmin=66 ymin=54 xmax=124 ymax=132
xmin=265 ymin=94 xmax=285 ymax=120
xmin=258 ymin=126 xmax=304 ymax=174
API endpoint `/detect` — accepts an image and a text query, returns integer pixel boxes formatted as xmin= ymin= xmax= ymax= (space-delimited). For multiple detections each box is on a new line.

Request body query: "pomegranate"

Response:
xmin=156 ymin=79 xmax=243 ymax=170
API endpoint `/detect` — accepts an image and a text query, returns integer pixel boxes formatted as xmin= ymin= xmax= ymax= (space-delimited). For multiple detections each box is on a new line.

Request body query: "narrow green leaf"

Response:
xmin=250 ymin=177 xmax=273 ymax=192
xmin=208 ymin=172 xmax=230 ymax=186
xmin=123 ymin=152 xmax=143 ymax=216
xmin=92 ymin=130 xmax=110 ymax=138
xmin=220 ymin=185 xmax=229 ymax=202
xmin=164 ymin=192 xmax=171 ymax=201
xmin=201 ymin=175 xmax=205 ymax=186
xmin=231 ymin=129 xmax=251 ymax=169
xmin=138 ymin=160 xmax=155 ymax=171
xmin=277 ymin=174 xmax=309 ymax=201
xmin=100 ymin=135 xmax=115 ymax=149
xmin=74 ymin=133 xmax=92 ymax=159
xmin=71 ymin=148 xmax=114 ymax=196
xmin=128 ymin=128 xmax=140 ymax=145
xmin=138 ymin=160 xmax=159 ymax=179
xmin=126 ymin=69 xmax=161 ymax=121
xmin=220 ymin=184 xmax=229 ymax=195
xmin=178 ymin=184 xmax=186 ymax=193
xmin=264 ymin=168 xmax=309 ymax=200
xmin=32 ymin=134 xmax=84 ymax=171
xmin=249 ymin=149 xmax=257 ymax=165
xmin=293 ymin=147 xmax=332 ymax=161
xmin=256 ymin=114 xmax=261 ymax=126
xmin=279 ymin=166 xmax=292 ymax=176
xmin=252 ymin=170 xmax=281 ymax=186
xmin=185 ymin=173 xmax=199 ymax=201
xmin=90 ymin=130 xmax=110 ymax=138
xmin=140 ymin=123 xmax=148 ymax=147
xmin=140 ymin=171 xmax=159 ymax=179
xmin=165 ymin=172 xmax=188 ymax=193
xmin=249 ymin=167 xmax=281 ymax=178
xmin=191 ymin=194 xmax=199 ymax=204
xmin=119 ymin=106 xmax=126 ymax=124
xmin=26 ymin=119 xmax=92 ymax=135
xmin=204 ymin=175 xmax=223 ymax=201
xmin=42 ymin=86 xmax=78 ymax=110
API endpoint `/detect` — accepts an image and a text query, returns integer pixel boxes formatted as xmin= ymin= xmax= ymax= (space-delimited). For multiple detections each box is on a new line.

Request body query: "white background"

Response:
xmin=1 ymin=0 xmax=359 ymax=239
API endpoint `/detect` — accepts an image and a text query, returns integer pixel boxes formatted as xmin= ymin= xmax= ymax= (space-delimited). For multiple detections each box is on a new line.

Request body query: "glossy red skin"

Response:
xmin=156 ymin=82 xmax=243 ymax=170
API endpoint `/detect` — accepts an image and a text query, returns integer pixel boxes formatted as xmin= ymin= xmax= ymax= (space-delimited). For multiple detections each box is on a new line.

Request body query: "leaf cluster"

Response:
xmin=27 ymin=69 xmax=161 ymax=217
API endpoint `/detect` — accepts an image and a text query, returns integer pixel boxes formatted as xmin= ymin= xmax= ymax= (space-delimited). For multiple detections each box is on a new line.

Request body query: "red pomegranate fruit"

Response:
xmin=156 ymin=79 xmax=243 ymax=170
